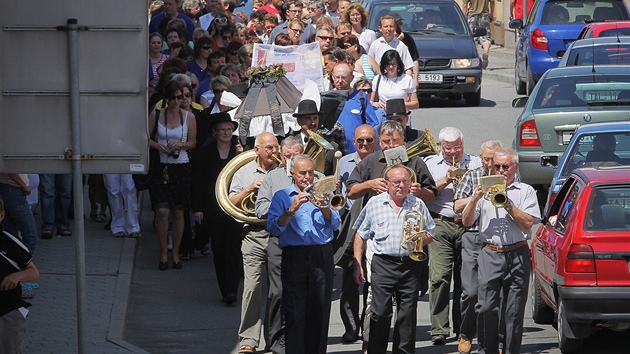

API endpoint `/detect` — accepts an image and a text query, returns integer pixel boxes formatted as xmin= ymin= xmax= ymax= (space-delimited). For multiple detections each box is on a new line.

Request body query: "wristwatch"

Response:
xmin=285 ymin=208 xmax=295 ymax=216
xmin=505 ymin=200 xmax=513 ymax=212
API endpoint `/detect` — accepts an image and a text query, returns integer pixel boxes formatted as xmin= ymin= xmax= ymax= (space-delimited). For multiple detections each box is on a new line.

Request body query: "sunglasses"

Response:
xmin=356 ymin=137 xmax=374 ymax=144
xmin=214 ymin=17 xmax=228 ymax=23
xmin=318 ymin=35 xmax=334 ymax=41
xmin=360 ymin=88 xmax=373 ymax=94
xmin=213 ymin=89 xmax=226 ymax=95
xmin=169 ymin=95 xmax=184 ymax=100
xmin=290 ymin=28 xmax=304 ymax=33
xmin=183 ymin=92 xmax=191 ymax=98
xmin=201 ymin=46 xmax=212 ymax=50
xmin=494 ymin=164 xmax=512 ymax=171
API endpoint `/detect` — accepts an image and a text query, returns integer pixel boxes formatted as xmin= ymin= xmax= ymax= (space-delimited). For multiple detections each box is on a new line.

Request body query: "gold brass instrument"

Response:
xmin=305 ymin=151 xmax=345 ymax=211
xmin=216 ymin=132 xmax=333 ymax=224
xmin=448 ymin=156 xmax=468 ymax=192
xmin=480 ymin=175 xmax=508 ymax=208
xmin=380 ymin=128 xmax=440 ymax=181
xmin=401 ymin=210 xmax=427 ymax=261
xmin=304 ymin=130 xmax=334 ymax=174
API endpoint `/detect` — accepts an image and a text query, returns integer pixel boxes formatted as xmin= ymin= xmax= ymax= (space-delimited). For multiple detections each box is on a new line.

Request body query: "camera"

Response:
xmin=170 ymin=149 xmax=180 ymax=159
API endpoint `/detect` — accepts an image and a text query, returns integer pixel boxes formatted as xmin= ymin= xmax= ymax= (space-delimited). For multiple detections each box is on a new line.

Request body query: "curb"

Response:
xmin=483 ymin=69 xmax=513 ymax=85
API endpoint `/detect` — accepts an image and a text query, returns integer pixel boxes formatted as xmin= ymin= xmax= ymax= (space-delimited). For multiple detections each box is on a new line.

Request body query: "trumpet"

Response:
xmin=304 ymin=151 xmax=345 ymax=211
xmin=401 ymin=210 xmax=427 ymax=261
xmin=480 ymin=175 xmax=508 ymax=208
xmin=448 ymin=156 xmax=468 ymax=192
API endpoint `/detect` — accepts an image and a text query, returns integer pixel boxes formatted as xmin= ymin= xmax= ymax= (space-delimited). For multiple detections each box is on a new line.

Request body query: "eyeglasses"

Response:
xmin=317 ymin=35 xmax=334 ymax=41
xmin=359 ymin=88 xmax=373 ymax=94
xmin=290 ymin=28 xmax=304 ymax=33
xmin=494 ymin=164 xmax=512 ymax=171
xmin=356 ymin=137 xmax=374 ymax=144
xmin=349 ymin=12 xmax=361 ymax=18
xmin=257 ymin=144 xmax=279 ymax=152
xmin=389 ymin=178 xmax=410 ymax=186
xmin=214 ymin=17 xmax=228 ymax=23
xmin=201 ymin=46 xmax=212 ymax=50
xmin=169 ymin=95 xmax=184 ymax=100
xmin=213 ymin=89 xmax=226 ymax=95
xmin=442 ymin=145 xmax=463 ymax=152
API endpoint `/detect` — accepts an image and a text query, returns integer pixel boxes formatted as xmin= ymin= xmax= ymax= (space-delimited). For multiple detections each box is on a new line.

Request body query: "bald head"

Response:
xmin=332 ymin=62 xmax=354 ymax=91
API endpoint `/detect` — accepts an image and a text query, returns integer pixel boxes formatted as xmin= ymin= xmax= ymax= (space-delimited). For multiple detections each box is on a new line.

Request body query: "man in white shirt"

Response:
xmin=368 ymin=16 xmax=414 ymax=77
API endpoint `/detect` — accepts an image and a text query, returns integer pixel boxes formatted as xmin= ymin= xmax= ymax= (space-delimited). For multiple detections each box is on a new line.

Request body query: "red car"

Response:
xmin=531 ymin=166 xmax=630 ymax=353
xmin=577 ymin=20 xmax=630 ymax=39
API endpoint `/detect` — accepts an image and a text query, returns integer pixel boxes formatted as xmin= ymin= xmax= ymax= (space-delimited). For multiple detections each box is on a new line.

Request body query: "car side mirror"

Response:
xmin=512 ymin=97 xmax=528 ymax=108
xmin=509 ymin=19 xmax=523 ymax=29
xmin=540 ymin=155 xmax=558 ymax=169
xmin=556 ymin=50 xmax=566 ymax=58
xmin=472 ymin=26 xmax=487 ymax=37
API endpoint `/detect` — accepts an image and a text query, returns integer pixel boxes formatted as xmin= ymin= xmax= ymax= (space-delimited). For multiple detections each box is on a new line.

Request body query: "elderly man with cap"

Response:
xmin=291 ymin=99 xmax=343 ymax=176
xmin=229 ymin=131 xmax=281 ymax=354
xmin=192 ymin=113 xmax=243 ymax=303
xmin=385 ymin=98 xmax=423 ymax=143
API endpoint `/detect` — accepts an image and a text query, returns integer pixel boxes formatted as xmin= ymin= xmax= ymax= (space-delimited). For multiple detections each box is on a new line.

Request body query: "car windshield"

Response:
xmin=540 ymin=0 xmax=629 ymax=26
xmin=586 ymin=186 xmax=630 ymax=231
xmin=532 ymin=74 xmax=630 ymax=109
xmin=599 ymin=27 xmax=630 ymax=37
xmin=368 ymin=2 xmax=468 ymax=35
xmin=561 ymin=132 xmax=630 ymax=177
xmin=564 ymin=44 xmax=630 ymax=66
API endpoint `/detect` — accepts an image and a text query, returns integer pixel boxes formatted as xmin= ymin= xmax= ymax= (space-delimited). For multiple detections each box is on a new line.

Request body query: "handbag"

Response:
xmin=133 ymin=109 xmax=161 ymax=191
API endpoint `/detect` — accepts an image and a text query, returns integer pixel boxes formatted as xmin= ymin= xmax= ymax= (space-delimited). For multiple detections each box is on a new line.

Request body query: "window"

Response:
xmin=586 ymin=186 xmax=630 ymax=231
xmin=554 ymin=182 xmax=581 ymax=233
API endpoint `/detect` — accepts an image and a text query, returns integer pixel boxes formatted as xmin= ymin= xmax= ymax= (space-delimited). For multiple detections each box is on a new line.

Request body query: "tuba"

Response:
xmin=480 ymin=175 xmax=508 ymax=208
xmin=305 ymin=151 xmax=345 ymax=211
xmin=401 ymin=210 xmax=427 ymax=261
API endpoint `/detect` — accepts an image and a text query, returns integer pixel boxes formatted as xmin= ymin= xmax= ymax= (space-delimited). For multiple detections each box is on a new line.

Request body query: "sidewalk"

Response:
xmin=482 ymin=44 xmax=515 ymax=85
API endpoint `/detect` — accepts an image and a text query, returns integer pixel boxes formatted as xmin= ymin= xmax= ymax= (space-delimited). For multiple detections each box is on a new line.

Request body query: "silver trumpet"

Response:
xmin=401 ymin=210 xmax=427 ymax=261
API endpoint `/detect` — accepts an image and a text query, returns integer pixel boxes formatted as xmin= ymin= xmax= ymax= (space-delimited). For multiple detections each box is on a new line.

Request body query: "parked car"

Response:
xmin=557 ymin=36 xmax=630 ymax=66
xmin=362 ymin=0 xmax=486 ymax=106
xmin=511 ymin=65 xmax=630 ymax=191
xmin=577 ymin=19 xmax=630 ymax=38
xmin=541 ymin=121 xmax=630 ymax=212
xmin=531 ymin=166 xmax=630 ymax=353
xmin=509 ymin=0 xmax=629 ymax=96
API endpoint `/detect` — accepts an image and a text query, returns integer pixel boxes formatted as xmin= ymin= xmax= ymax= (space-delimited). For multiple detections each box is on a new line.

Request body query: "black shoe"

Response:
xmin=159 ymin=261 xmax=168 ymax=271
xmin=432 ymin=334 xmax=447 ymax=345
xmin=172 ymin=261 xmax=182 ymax=269
xmin=222 ymin=293 xmax=237 ymax=305
xmin=41 ymin=230 xmax=53 ymax=239
xmin=342 ymin=330 xmax=359 ymax=343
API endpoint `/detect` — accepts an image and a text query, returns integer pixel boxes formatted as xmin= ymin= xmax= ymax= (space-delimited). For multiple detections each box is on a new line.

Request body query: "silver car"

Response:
xmin=512 ymin=65 xmax=630 ymax=189
xmin=558 ymin=36 xmax=630 ymax=67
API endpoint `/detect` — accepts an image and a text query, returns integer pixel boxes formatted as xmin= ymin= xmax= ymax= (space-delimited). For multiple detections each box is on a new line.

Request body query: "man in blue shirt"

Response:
xmin=149 ymin=0 xmax=196 ymax=40
xmin=267 ymin=154 xmax=341 ymax=354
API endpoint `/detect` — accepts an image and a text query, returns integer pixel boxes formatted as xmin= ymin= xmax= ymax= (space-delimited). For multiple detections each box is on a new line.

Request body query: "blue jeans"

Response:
xmin=39 ymin=173 xmax=72 ymax=231
xmin=0 ymin=183 xmax=38 ymax=254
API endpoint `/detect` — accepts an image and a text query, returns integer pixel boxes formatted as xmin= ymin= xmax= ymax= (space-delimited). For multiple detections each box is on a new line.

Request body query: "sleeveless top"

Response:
xmin=361 ymin=54 xmax=375 ymax=81
xmin=157 ymin=110 xmax=190 ymax=164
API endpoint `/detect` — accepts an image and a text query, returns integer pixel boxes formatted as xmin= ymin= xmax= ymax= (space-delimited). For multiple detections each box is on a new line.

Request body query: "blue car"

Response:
xmin=509 ymin=0 xmax=629 ymax=96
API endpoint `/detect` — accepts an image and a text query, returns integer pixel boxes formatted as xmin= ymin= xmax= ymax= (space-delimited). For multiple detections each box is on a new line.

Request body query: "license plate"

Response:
xmin=418 ymin=74 xmax=443 ymax=83
xmin=562 ymin=131 xmax=574 ymax=145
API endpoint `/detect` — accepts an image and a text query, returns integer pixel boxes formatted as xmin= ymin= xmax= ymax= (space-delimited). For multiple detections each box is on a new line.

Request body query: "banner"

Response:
xmin=252 ymin=42 xmax=324 ymax=92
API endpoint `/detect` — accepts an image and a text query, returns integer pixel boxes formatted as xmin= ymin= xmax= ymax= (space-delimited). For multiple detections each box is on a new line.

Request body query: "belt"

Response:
xmin=376 ymin=253 xmax=412 ymax=263
xmin=429 ymin=211 xmax=462 ymax=224
xmin=483 ymin=240 xmax=528 ymax=253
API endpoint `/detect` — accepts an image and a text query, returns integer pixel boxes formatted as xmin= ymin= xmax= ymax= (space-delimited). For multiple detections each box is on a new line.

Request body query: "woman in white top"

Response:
xmin=148 ymin=80 xmax=197 ymax=270
xmin=370 ymin=49 xmax=419 ymax=111
xmin=342 ymin=3 xmax=376 ymax=53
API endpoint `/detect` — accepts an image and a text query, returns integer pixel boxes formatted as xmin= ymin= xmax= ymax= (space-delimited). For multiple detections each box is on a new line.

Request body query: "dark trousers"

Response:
xmin=459 ymin=231 xmax=482 ymax=340
xmin=340 ymin=264 xmax=360 ymax=336
xmin=265 ymin=236 xmax=285 ymax=353
xmin=282 ymin=244 xmax=333 ymax=354
xmin=198 ymin=212 xmax=243 ymax=298
xmin=369 ymin=254 xmax=421 ymax=354
xmin=477 ymin=244 xmax=531 ymax=354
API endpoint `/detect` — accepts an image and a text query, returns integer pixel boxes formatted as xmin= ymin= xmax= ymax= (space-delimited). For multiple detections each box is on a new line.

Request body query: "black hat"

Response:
xmin=210 ymin=112 xmax=238 ymax=131
xmin=292 ymin=99 xmax=319 ymax=117
xmin=385 ymin=99 xmax=411 ymax=117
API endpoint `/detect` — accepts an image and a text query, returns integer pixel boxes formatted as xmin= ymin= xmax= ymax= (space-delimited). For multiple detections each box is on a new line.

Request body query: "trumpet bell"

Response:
xmin=329 ymin=194 xmax=345 ymax=211
xmin=409 ymin=249 xmax=427 ymax=262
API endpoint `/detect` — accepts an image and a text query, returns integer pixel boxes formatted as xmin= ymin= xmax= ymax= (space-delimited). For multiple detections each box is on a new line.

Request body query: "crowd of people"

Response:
xmin=0 ymin=0 xmax=526 ymax=353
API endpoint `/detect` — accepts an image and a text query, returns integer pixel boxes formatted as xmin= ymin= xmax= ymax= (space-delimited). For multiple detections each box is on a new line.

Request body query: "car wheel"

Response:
xmin=515 ymin=63 xmax=526 ymax=95
xmin=526 ymin=66 xmax=536 ymax=96
xmin=464 ymin=88 xmax=481 ymax=106
xmin=531 ymin=274 xmax=554 ymax=324
xmin=558 ymin=298 xmax=583 ymax=353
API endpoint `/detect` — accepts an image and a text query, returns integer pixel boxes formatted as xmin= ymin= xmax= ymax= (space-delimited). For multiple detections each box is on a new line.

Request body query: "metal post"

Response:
xmin=522 ymin=0 xmax=527 ymax=21
xmin=67 ymin=18 xmax=87 ymax=354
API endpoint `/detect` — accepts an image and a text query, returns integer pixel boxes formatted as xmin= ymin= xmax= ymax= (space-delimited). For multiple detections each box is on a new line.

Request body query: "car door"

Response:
xmin=515 ymin=1 xmax=542 ymax=81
